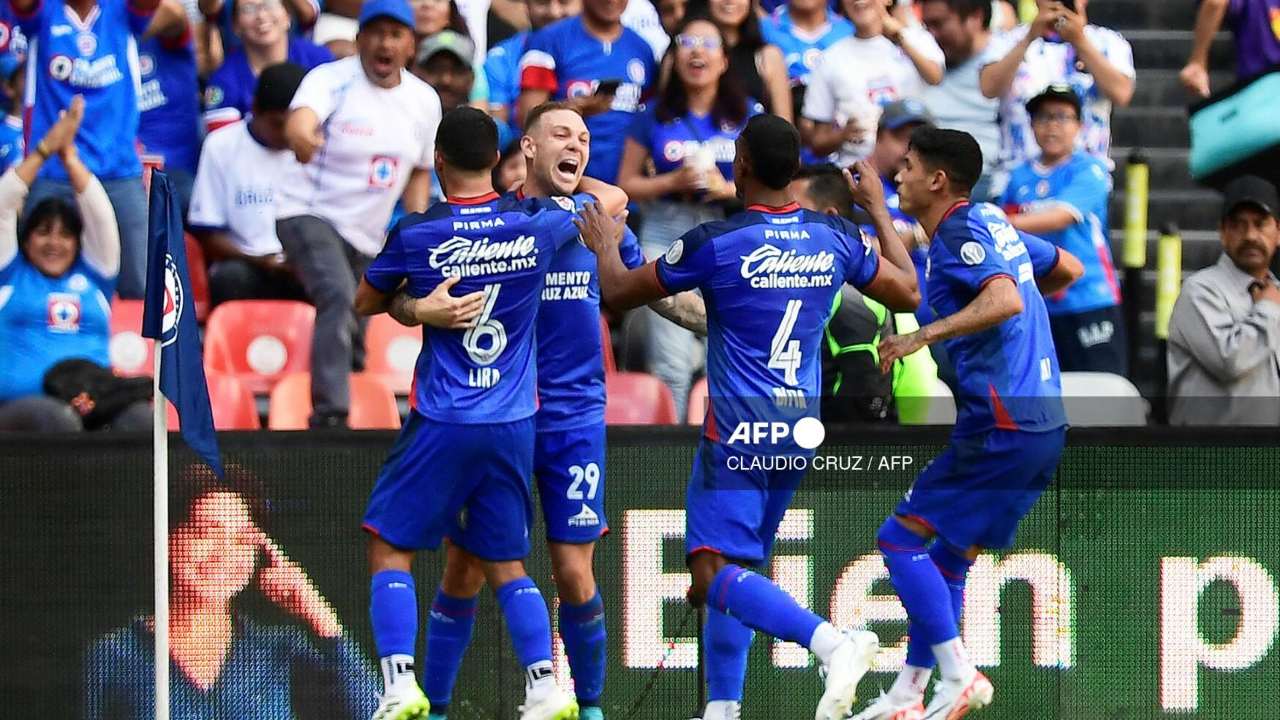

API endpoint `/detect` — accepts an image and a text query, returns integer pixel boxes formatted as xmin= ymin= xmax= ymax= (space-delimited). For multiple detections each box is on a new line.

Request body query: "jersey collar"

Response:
xmin=930 ymin=200 xmax=970 ymax=241
xmin=747 ymin=201 xmax=801 ymax=214
xmin=448 ymin=191 xmax=501 ymax=205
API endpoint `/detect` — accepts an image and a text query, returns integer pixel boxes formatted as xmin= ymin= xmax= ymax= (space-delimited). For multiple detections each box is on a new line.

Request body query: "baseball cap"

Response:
xmin=880 ymin=98 xmax=934 ymax=131
xmin=1026 ymin=83 xmax=1082 ymax=117
xmin=415 ymin=30 xmax=476 ymax=67
xmin=359 ymin=0 xmax=414 ymax=30
xmin=1221 ymin=175 xmax=1280 ymax=220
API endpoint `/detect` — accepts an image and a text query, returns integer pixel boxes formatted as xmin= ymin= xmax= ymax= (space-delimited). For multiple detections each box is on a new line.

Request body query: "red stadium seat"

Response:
xmin=600 ymin=315 xmax=616 ymax=374
xmin=184 ymin=233 xmax=211 ymax=323
xmin=686 ymin=376 xmax=709 ymax=425
xmin=165 ymin=372 xmax=261 ymax=430
xmin=364 ymin=314 xmax=423 ymax=395
xmin=108 ymin=298 xmax=154 ymax=377
xmin=605 ymin=372 xmax=677 ymax=425
xmin=204 ymin=300 xmax=315 ymax=395
xmin=267 ymin=372 xmax=401 ymax=430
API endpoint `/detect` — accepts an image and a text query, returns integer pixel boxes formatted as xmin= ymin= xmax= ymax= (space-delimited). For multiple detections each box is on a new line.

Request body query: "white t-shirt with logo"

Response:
xmin=275 ymin=57 xmax=442 ymax=257
xmin=803 ymin=27 xmax=944 ymax=166
xmin=188 ymin=121 xmax=296 ymax=257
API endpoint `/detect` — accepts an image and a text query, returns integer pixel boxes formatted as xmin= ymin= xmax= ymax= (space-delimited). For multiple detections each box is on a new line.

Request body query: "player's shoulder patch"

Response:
xmin=664 ymin=239 xmax=684 ymax=264
xmin=959 ymin=241 xmax=987 ymax=266
xmin=551 ymin=195 xmax=576 ymax=212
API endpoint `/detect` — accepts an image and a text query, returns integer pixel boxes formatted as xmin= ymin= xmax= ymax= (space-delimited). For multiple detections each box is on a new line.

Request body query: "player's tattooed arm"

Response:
xmin=648 ymin=292 xmax=708 ymax=336
xmin=878 ymin=277 xmax=1023 ymax=373
xmin=576 ymin=202 xmax=670 ymax=310
xmin=385 ymin=276 xmax=487 ymax=329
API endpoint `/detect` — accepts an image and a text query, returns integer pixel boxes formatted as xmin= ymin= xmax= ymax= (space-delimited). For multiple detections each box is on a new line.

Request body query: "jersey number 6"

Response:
xmin=463 ymin=283 xmax=508 ymax=366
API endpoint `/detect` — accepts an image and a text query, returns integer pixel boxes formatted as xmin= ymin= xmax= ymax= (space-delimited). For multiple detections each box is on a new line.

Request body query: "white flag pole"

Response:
xmin=148 ymin=164 xmax=170 ymax=720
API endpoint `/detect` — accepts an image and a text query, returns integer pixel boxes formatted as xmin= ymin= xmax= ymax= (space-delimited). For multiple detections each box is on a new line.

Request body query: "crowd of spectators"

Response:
xmin=1 ymin=0 xmax=1279 ymax=428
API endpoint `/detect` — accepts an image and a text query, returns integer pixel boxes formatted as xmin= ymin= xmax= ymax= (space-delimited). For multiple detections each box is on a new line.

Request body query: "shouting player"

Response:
xmin=354 ymin=107 xmax=619 ymax=720
xmin=388 ymin=102 xmax=704 ymax=720
xmin=852 ymin=127 xmax=1082 ymax=720
xmin=576 ymin=114 xmax=921 ymax=720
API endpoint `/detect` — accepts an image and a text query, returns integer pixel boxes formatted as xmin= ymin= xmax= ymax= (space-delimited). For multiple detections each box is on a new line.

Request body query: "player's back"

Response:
xmin=927 ymin=202 xmax=1067 ymax=435
xmin=655 ymin=202 xmax=880 ymax=447
xmin=364 ymin=192 xmax=578 ymax=424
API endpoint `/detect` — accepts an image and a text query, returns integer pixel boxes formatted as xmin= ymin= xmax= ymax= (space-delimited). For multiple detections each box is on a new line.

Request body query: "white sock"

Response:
xmin=931 ymin=638 xmax=975 ymax=681
xmin=524 ymin=660 xmax=557 ymax=704
xmin=807 ymin=622 xmax=845 ymax=666
xmin=889 ymin=665 xmax=931 ymax=701
xmin=380 ymin=654 xmax=416 ymax=695
xmin=702 ymin=699 xmax=742 ymax=720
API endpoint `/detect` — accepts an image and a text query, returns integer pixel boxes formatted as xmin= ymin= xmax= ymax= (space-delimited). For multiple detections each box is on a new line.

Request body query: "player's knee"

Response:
xmin=685 ymin=551 xmax=725 ymax=607
xmin=367 ymin=536 xmax=413 ymax=574
xmin=877 ymin=514 xmax=932 ymax=551
xmin=441 ymin=549 xmax=486 ymax=597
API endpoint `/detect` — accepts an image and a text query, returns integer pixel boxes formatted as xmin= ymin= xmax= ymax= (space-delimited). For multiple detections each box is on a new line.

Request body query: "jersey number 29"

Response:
xmin=463 ymin=284 xmax=508 ymax=365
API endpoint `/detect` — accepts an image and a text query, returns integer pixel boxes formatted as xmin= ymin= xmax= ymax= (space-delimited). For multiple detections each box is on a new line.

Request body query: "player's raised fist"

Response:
xmin=845 ymin=161 xmax=886 ymax=211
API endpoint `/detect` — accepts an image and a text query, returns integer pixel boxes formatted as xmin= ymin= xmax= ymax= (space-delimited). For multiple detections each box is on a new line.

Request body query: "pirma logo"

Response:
xmin=160 ymin=254 xmax=183 ymax=347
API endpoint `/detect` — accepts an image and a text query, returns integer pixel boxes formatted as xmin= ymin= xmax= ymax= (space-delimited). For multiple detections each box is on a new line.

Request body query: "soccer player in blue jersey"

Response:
xmin=385 ymin=101 xmax=702 ymax=720
xmin=576 ymin=114 xmax=922 ymax=720
xmin=354 ymin=107 xmax=600 ymax=720
xmin=851 ymin=127 xmax=1083 ymax=720
xmin=516 ymin=0 xmax=657 ymax=183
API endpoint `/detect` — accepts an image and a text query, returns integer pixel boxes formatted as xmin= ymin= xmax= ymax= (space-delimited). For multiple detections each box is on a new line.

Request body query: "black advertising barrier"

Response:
xmin=1 ymin=427 xmax=1278 ymax=719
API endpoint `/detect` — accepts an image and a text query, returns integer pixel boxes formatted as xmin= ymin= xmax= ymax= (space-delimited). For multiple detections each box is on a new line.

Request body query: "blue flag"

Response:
xmin=142 ymin=171 xmax=224 ymax=478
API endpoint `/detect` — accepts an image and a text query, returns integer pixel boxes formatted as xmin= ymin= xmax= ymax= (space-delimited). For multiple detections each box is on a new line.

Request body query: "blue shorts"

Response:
xmin=362 ymin=412 xmax=535 ymax=562
xmin=685 ymin=439 xmax=808 ymax=566
xmin=895 ymin=427 xmax=1066 ymax=550
xmin=534 ymin=423 xmax=608 ymax=544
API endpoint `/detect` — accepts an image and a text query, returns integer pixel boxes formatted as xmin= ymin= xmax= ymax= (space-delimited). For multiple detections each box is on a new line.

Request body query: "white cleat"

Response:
xmin=815 ymin=630 xmax=880 ymax=720
xmin=850 ymin=691 xmax=926 ymax=720
xmin=370 ymin=684 xmax=430 ymax=720
xmin=922 ymin=671 xmax=994 ymax=720
xmin=518 ymin=688 xmax=580 ymax=720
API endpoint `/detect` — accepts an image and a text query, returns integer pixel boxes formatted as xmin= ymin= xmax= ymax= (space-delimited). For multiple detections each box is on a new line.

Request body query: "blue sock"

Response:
xmin=495 ymin=577 xmax=554 ymax=668
xmin=929 ymin=542 xmax=973 ymax=626
xmin=905 ymin=623 xmax=936 ymax=669
xmin=560 ymin=592 xmax=607 ymax=706
xmin=707 ymin=565 xmax=823 ymax=646
xmin=704 ymin=608 xmax=754 ymax=701
xmin=877 ymin=517 xmax=958 ymax=647
xmin=425 ymin=589 xmax=478 ymax=712
xmin=370 ymin=570 xmax=417 ymax=658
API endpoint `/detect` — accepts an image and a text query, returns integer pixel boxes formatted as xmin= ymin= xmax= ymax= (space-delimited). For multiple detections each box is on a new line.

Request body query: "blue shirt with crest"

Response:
xmin=137 ymin=33 xmax=200 ymax=174
xmin=760 ymin=6 xmax=853 ymax=85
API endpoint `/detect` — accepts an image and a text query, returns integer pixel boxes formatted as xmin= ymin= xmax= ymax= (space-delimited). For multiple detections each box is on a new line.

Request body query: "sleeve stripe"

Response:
xmin=520 ymin=65 xmax=558 ymax=94
xmin=650 ymin=260 xmax=671 ymax=296
xmin=978 ymin=273 xmax=1016 ymax=292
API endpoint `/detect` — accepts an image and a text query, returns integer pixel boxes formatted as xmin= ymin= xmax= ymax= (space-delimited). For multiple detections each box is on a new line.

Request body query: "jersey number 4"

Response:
xmin=463 ymin=283 xmax=508 ymax=366
xmin=768 ymin=299 xmax=803 ymax=387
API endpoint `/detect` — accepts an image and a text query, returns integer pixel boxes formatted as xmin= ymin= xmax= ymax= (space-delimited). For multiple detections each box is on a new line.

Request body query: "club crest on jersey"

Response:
xmin=627 ymin=59 xmax=647 ymax=85
xmin=566 ymin=80 xmax=594 ymax=98
xmin=0 ymin=24 xmax=10 ymax=50
xmin=160 ymin=254 xmax=183 ymax=347
xmin=552 ymin=195 xmax=575 ymax=212
xmin=139 ymin=53 xmax=155 ymax=77
xmin=959 ymin=241 xmax=986 ymax=266
xmin=46 ymin=293 xmax=81 ymax=333
xmin=49 ymin=54 xmax=73 ymax=81
xmin=368 ymin=156 xmax=400 ymax=189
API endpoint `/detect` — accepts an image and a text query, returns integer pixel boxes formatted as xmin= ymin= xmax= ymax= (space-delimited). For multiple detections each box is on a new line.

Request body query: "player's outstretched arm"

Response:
xmin=576 ymin=202 xmax=670 ymax=310
xmin=575 ymin=177 xmax=629 ymax=217
xmin=878 ymin=277 xmax=1023 ymax=373
xmin=648 ymin=292 xmax=708 ymax=336
xmin=1037 ymin=248 xmax=1084 ymax=296
xmin=846 ymin=162 xmax=921 ymax=312
xmin=354 ymin=278 xmax=395 ymax=316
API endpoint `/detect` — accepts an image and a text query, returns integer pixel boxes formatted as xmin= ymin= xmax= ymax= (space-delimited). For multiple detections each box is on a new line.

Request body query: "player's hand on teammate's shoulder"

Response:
xmin=574 ymin=201 xmax=628 ymax=255
xmin=878 ymin=331 xmax=927 ymax=374
xmin=845 ymin=161 xmax=886 ymax=212
xmin=417 ymin=275 xmax=487 ymax=329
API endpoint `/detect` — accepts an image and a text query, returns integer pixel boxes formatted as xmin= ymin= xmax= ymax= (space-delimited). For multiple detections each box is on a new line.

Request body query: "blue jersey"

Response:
xmin=363 ymin=192 xmax=580 ymax=425
xmin=760 ymin=7 xmax=853 ymax=85
xmin=1001 ymin=152 xmax=1120 ymax=316
xmin=0 ymin=4 xmax=29 ymax=55
xmin=19 ymin=0 xmax=153 ymax=181
xmin=0 ymin=115 xmax=21 ymax=173
xmin=628 ymin=102 xmax=761 ymax=200
xmin=202 ymin=37 xmax=331 ymax=130
xmin=485 ymin=31 xmax=528 ymax=150
xmin=655 ymin=202 xmax=880 ymax=447
xmin=0 ymin=255 xmax=113 ymax=402
xmin=927 ymin=201 xmax=1067 ymax=436
xmin=519 ymin=17 xmax=656 ymax=183
xmin=535 ymin=192 xmax=645 ymax=431
xmin=137 ymin=32 xmax=200 ymax=174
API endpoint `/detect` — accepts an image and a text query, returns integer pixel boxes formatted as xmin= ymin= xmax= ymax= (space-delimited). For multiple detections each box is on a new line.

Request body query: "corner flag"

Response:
xmin=142 ymin=170 xmax=224 ymax=478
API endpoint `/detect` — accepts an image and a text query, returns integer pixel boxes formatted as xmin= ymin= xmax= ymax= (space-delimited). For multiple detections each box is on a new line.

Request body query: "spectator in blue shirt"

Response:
xmin=483 ymin=0 xmax=579 ymax=149
xmin=1002 ymin=84 xmax=1126 ymax=375
xmin=618 ymin=16 xmax=755 ymax=418
xmin=0 ymin=51 xmax=23 ymax=176
xmin=138 ymin=0 xmax=201 ymax=215
xmin=82 ymin=464 xmax=377 ymax=720
xmin=203 ymin=0 xmax=331 ymax=131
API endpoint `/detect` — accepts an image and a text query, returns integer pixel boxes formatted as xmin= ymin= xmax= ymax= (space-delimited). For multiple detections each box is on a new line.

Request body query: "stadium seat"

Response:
xmin=600 ymin=315 xmax=616 ymax=374
xmin=364 ymin=314 xmax=423 ymax=395
xmin=108 ymin=298 xmax=153 ymax=377
xmin=686 ymin=376 xmax=709 ymax=425
xmin=267 ymin=372 xmax=401 ymax=430
xmin=204 ymin=300 xmax=315 ymax=395
xmin=1060 ymin=372 xmax=1148 ymax=426
xmin=165 ymin=372 xmax=261 ymax=430
xmin=184 ymin=233 xmax=211 ymax=323
xmin=605 ymin=372 xmax=677 ymax=425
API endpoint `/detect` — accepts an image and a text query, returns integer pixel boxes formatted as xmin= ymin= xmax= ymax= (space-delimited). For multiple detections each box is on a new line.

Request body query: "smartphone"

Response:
xmin=1059 ymin=0 xmax=1075 ymax=11
xmin=594 ymin=79 xmax=622 ymax=97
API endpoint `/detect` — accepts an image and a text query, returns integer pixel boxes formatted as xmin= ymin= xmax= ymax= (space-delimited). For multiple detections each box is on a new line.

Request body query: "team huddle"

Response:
xmin=351 ymin=100 xmax=1083 ymax=720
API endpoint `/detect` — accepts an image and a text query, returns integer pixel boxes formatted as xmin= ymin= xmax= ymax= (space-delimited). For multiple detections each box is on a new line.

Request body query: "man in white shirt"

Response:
xmin=978 ymin=0 xmax=1134 ymax=185
xmin=801 ymin=0 xmax=944 ymax=167
xmin=279 ymin=0 xmax=442 ymax=427
xmin=189 ymin=63 xmax=308 ymax=307
xmin=919 ymin=0 xmax=1002 ymax=199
